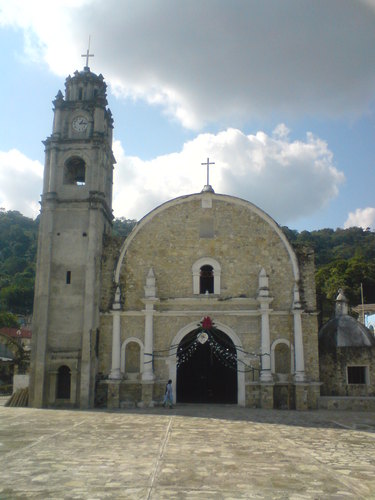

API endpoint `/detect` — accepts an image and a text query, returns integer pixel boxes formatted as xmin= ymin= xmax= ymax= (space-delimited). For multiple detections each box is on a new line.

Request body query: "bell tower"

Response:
xmin=29 ymin=63 xmax=115 ymax=408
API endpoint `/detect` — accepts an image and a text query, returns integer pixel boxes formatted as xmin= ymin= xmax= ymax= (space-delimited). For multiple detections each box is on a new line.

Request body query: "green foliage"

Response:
xmin=0 ymin=332 xmax=30 ymax=374
xmin=112 ymin=217 xmax=137 ymax=238
xmin=0 ymin=284 xmax=34 ymax=314
xmin=0 ymin=311 xmax=19 ymax=328
xmin=0 ymin=211 xmax=38 ymax=315
xmin=283 ymin=225 xmax=375 ymax=323
xmin=1 ymin=209 xmax=374 ymax=325
xmin=0 ymin=212 xmax=137 ymax=316
xmin=284 ymin=226 xmax=375 ymax=267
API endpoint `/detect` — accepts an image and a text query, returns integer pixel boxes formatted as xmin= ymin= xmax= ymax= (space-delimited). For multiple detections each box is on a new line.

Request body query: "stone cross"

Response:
xmin=81 ymin=36 xmax=94 ymax=68
xmin=201 ymin=157 xmax=215 ymax=186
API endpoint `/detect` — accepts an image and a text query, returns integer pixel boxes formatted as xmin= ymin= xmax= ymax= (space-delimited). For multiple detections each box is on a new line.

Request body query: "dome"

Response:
xmin=319 ymin=314 xmax=375 ymax=350
xmin=319 ymin=288 xmax=375 ymax=350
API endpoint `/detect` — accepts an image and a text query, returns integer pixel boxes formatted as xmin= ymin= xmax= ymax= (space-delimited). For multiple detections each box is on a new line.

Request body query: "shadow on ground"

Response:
xmin=88 ymin=403 xmax=375 ymax=432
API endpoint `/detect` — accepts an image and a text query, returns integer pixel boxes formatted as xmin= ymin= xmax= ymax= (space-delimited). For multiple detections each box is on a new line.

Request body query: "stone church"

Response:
xmin=29 ymin=65 xmax=321 ymax=411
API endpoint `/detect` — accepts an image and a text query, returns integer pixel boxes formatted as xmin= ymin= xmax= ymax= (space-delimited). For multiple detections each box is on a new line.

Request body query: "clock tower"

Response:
xmin=29 ymin=65 xmax=115 ymax=408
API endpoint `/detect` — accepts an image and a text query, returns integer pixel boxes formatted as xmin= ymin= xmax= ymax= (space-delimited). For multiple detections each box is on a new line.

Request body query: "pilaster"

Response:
xmin=295 ymin=384 xmax=308 ymax=411
xmin=140 ymin=382 xmax=155 ymax=407
xmin=109 ymin=287 xmax=122 ymax=380
xmin=260 ymin=384 xmax=274 ymax=409
xmin=141 ymin=268 xmax=159 ymax=382
xmin=257 ymin=268 xmax=273 ymax=383
xmin=292 ymin=284 xmax=305 ymax=382
xmin=107 ymin=380 xmax=121 ymax=409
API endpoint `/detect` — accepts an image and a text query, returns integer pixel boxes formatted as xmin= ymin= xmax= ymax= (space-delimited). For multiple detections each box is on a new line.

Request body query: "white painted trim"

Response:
xmin=168 ymin=320 xmax=246 ymax=406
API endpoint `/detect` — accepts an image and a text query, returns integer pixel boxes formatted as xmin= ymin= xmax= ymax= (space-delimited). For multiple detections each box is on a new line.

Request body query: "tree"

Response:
xmin=112 ymin=217 xmax=137 ymax=238
xmin=0 ymin=311 xmax=18 ymax=328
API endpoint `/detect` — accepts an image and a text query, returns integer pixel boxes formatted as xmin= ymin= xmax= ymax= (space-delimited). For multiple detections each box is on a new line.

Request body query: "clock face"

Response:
xmin=72 ymin=116 xmax=88 ymax=132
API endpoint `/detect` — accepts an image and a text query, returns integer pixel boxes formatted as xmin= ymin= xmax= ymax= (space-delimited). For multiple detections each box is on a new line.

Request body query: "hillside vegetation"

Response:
xmin=1 ymin=209 xmax=374 ymax=326
xmin=282 ymin=226 xmax=375 ymax=323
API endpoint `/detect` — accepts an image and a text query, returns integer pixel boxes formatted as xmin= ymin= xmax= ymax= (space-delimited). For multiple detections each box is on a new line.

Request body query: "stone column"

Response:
xmin=142 ymin=303 xmax=156 ymax=381
xmin=142 ymin=268 xmax=159 ymax=382
xmin=292 ymin=284 xmax=305 ymax=382
xmin=109 ymin=287 xmax=122 ymax=380
xmin=257 ymin=268 xmax=273 ymax=383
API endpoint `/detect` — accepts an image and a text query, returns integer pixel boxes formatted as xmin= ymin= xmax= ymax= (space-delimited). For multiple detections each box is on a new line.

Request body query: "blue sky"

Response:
xmin=1 ymin=0 xmax=375 ymax=232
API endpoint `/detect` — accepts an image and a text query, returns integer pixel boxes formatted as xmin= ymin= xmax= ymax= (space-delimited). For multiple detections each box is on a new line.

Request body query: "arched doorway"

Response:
xmin=56 ymin=365 xmax=71 ymax=399
xmin=177 ymin=329 xmax=237 ymax=404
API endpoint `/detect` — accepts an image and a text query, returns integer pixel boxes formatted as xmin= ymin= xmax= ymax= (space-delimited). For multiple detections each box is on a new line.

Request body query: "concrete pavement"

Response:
xmin=0 ymin=403 xmax=374 ymax=499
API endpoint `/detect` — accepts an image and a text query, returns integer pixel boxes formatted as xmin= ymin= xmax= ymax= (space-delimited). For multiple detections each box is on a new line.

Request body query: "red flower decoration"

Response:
xmin=201 ymin=316 xmax=213 ymax=330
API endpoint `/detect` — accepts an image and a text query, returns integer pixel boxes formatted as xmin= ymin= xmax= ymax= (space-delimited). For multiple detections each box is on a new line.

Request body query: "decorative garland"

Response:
xmin=145 ymin=316 xmax=269 ymax=375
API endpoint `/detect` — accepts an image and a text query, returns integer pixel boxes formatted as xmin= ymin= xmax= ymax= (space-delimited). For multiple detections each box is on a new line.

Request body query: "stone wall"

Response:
xmin=319 ymin=396 xmax=375 ymax=411
xmin=100 ymin=235 xmax=122 ymax=312
xmin=98 ymin=193 xmax=320 ymax=409
xmin=320 ymin=347 xmax=375 ymax=397
xmin=119 ymin=196 xmax=297 ymax=311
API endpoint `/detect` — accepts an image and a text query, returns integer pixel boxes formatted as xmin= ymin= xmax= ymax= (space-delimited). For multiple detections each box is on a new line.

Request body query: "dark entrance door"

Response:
xmin=177 ymin=329 xmax=237 ymax=404
xmin=56 ymin=365 xmax=71 ymax=399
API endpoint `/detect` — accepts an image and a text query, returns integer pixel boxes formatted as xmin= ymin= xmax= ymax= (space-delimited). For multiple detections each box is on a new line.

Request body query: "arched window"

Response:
xmin=56 ymin=365 xmax=71 ymax=399
xmin=200 ymin=265 xmax=214 ymax=294
xmin=192 ymin=258 xmax=221 ymax=295
xmin=64 ymin=157 xmax=86 ymax=185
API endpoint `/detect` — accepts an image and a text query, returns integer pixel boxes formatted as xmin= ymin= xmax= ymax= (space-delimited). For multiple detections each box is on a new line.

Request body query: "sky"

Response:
xmin=0 ymin=0 xmax=375 ymax=232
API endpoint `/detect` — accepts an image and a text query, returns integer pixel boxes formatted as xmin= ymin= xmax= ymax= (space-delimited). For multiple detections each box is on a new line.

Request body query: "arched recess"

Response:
xmin=121 ymin=338 xmax=144 ymax=378
xmin=192 ymin=257 xmax=221 ymax=295
xmin=168 ymin=321 xmax=245 ymax=406
xmin=271 ymin=339 xmax=295 ymax=380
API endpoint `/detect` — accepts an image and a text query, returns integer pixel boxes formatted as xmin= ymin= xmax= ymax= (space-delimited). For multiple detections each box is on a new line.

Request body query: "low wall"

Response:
xmin=13 ymin=374 xmax=29 ymax=393
xmin=318 ymin=396 xmax=375 ymax=411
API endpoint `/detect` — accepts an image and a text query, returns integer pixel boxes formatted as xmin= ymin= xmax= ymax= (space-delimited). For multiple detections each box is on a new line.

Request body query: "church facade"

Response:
xmin=29 ymin=67 xmax=320 ymax=410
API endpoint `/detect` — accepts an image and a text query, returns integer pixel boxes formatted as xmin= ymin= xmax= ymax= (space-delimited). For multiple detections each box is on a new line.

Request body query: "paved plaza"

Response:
xmin=0 ymin=402 xmax=375 ymax=499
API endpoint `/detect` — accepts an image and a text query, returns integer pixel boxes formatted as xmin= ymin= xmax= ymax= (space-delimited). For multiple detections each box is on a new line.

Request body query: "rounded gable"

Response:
xmin=114 ymin=192 xmax=300 ymax=309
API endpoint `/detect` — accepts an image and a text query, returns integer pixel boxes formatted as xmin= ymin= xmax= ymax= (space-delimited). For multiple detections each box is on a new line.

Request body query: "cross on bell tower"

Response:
xmin=81 ymin=36 xmax=94 ymax=70
xmin=201 ymin=157 xmax=215 ymax=193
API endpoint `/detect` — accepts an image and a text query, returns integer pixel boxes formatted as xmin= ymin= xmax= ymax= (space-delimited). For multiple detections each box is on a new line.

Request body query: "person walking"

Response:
xmin=163 ymin=379 xmax=173 ymax=408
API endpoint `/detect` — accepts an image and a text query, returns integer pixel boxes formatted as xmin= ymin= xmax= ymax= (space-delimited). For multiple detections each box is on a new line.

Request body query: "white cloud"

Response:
xmin=344 ymin=207 xmax=375 ymax=230
xmin=0 ymin=149 xmax=43 ymax=218
xmin=1 ymin=1 xmax=375 ymax=128
xmin=113 ymin=127 xmax=344 ymax=224
xmin=0 ymin=128 xmax=343 ymax=225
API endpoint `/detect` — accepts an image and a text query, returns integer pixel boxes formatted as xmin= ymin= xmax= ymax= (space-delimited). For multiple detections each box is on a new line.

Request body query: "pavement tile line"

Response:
xmin=0 ymin=418 xmax=87 ymax=462
xmin=146 ymin=416 xmax=174 ymax=500
xmin=278 ymin=432 xmax=373 ymax=499
xmin=331 ymin=420 xmax=375 ymax=436
xmin=331 ymin=420 xmax=359 ymax=431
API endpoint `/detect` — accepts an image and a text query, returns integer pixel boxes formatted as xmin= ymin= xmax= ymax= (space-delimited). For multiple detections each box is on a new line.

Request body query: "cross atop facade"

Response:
xmin=201 ymin=157 xmax=215 ymax=187
xmin=81 ymin=36 xmax=94 ymax=69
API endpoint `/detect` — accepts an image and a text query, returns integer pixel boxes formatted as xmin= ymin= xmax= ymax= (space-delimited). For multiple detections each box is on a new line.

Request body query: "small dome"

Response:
xmin=319 ymin=315 xmax=375 ymax=350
